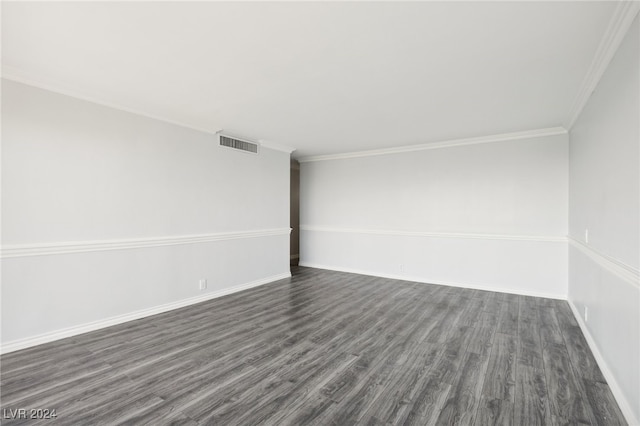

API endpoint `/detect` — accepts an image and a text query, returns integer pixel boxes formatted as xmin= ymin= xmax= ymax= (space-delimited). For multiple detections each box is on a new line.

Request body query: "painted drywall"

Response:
xmin=1 ymin=80 xmax=291 ymax=348
xmin=568 ymin=15 xmax=639 ymax=424
xmin=2 ymin=2 xmax=616 ymax=158
xmin=299 ymin=134 xmax=568 ymax=297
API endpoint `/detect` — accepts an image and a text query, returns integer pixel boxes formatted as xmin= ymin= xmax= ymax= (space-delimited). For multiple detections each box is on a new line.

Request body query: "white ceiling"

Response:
xmin=2 ymin=1 xmax=617 ymax=158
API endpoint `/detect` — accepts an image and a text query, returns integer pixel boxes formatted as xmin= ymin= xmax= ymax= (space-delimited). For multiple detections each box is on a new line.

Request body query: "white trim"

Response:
xmin=0 ymin=272 xmax=291 ymax=355
xmin=568 ymin=236 xmax=639 ymax=288
xmin=0 ymin=228 xmax=290 ymax=259
xmin=564 ymin=1 xmax=640 ymax=129
xmin=2 ymin=69 xmax=222 ymax=137
xmin=300 ymin=225 xmax=566 ymax=243
xmin=259 ymin=139 xmax=296 ymax=154
xmin=298 ymin=262 xmax=567 ymax=300
xmin=1 ymin=73 xmax=297 ymax=155
xmin=567 ymin=300 xmax=639 ymax=426
xmin=297 ymin=127 xmax=567 ymax=163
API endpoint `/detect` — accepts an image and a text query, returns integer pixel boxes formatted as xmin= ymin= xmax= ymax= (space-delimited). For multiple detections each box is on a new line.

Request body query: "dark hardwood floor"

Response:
xmin=0 ymin=267 xmax=626 ymax=425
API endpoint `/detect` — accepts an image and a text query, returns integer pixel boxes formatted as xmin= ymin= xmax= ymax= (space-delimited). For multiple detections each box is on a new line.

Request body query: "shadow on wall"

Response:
xmin=291 ymin=159 xmax=300 ymax=266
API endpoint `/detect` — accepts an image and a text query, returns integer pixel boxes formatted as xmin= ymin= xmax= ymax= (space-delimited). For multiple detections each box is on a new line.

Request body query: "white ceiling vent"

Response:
xmin=219 ymin=134 xmax=259 ymax=154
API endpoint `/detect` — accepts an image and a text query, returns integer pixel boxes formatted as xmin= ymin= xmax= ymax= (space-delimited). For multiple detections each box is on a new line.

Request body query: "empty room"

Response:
xmin=1 ymin=1 xmax=639 ymax=425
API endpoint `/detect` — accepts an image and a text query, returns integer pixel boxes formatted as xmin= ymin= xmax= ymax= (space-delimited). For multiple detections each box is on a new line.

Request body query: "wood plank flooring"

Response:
xmin=0 ymin=267 xmax=626 ymax=425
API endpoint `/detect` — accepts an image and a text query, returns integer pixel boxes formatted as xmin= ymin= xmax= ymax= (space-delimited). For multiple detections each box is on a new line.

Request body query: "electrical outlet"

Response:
xmin=199 ymin=279 xmax=207 ymax=290
xmin=584 ymin=306 xmax=588 ymax=323
xmin=585 ymin=229 xmax=589 ymax=244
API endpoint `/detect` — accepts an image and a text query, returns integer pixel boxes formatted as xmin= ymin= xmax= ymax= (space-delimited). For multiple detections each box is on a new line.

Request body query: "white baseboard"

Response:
xmin=298 ymin=262 xmax=566 ymax=300
xmin=0 ymin=272 xmax=291 ymax=355
xmin=567 ymin=300 xmax=639 ymax=426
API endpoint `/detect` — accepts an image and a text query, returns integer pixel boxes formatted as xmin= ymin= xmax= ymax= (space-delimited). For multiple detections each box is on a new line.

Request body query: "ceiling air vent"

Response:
xmin=219 ymin=135 xmax=259 ymax=154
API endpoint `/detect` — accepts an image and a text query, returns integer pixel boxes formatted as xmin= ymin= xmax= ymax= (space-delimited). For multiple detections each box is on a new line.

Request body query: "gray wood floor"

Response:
xmin=0 ymin=267 xmax=626 ymax=425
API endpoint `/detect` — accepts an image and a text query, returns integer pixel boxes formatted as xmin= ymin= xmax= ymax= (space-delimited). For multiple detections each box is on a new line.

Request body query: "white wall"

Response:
xmin=1 ymin=80 xmax=291 ymax=350
xmin=299 ymin=134 xmax=568 ymax=298
xmin=568 ymin=15 xmax=639 ymax=424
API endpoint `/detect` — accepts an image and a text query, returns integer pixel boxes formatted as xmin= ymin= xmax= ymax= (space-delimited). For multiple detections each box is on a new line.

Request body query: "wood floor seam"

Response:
xmin=0 ymin=267 xmax=627 ymax=425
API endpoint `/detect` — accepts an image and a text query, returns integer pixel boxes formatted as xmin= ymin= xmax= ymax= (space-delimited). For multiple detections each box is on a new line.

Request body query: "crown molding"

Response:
xmin=2 ymin=68 xmax=296 ymax=153
xmin=259 ymin=139 xmax=296 ymax=154
xmin=564 ymin=1 xmax=640 ymax=130
xmin=297 ymin=127 xmax=567 ymax=163
xmin=2 ymin=66 xmax=223 ymax=136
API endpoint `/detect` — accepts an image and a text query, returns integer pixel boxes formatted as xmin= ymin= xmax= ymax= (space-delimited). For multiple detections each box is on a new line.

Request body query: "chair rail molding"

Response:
xmin=568 ymin=236 xmax=639 ymax=288
xmin=300 ymin=225 xmax=567 ymax=243
xmin=1 ymin=228 xmax=291 ymax=258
